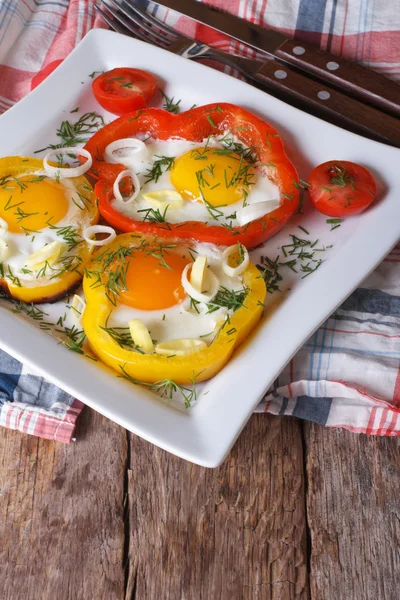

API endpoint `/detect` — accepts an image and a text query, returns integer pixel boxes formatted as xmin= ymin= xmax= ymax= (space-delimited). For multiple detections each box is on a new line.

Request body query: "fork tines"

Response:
xmin=98 ymin=0 xmax=179 ymax=47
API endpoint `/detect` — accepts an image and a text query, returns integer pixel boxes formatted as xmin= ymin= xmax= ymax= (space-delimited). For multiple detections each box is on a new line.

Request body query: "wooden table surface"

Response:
xmin=1 ymin=408 xmax=399 ymax=600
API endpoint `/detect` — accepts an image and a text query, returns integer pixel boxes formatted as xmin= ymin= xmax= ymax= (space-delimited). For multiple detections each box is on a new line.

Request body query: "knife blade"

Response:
xmin=150 ymin=0 xmax=400 ymax=119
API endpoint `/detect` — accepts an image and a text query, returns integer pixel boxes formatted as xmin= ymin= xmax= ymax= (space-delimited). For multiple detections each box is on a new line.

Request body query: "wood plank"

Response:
xmin=126 ymin=414 xmax=308 ymax=600
xmin=0 ymin=407 xmax=126 ymax=600
xmin=305 ymin=423 xmax=400 ymax=600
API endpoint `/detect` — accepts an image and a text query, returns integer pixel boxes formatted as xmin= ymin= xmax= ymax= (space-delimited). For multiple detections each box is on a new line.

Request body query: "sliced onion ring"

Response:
xmin=181 ymin=263 xmax=219 ymax=303
xmin=105 ymin=138 xmax=148 ymax=166
xmin=25 ymin=241 xmax=66 ymax=269
xmin=113 ymin=169 xmax=140 ymax=204
xmin=155 ymin=338 xmax=207 ymax=357
xmin=128 ymin=319 xmax=154 ymax=354
xmin=222 ymin=244 xmax=249 ymax=277
xmin=236 ymin=199 xmax=280 ymax=226
xmin=83 ymin=225 xmax=116 ymax=247
xmin=44 ymin=147 xmax=92 ymax=179
xmin=71 ymin=294 xmax=86 ymax=321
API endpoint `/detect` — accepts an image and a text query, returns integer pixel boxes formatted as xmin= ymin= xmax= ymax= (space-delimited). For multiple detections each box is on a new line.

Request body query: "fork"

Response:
xmin=95 ymin=0 xmax=400 ymax=147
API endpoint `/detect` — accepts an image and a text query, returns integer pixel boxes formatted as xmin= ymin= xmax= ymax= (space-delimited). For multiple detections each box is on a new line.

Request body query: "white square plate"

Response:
xmin=0 ymin=29 xmax=399 ymax=466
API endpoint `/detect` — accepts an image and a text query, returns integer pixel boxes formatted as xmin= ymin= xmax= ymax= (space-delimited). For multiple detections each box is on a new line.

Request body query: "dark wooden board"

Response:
xmin=5 ymin=408 xmax=400 ymax=600
xmin=0 ymin=407 xmax=126 ymax=600
xmin=304 ymin=423 xmax=400 ymax=600
xmin=125 ymin=414 xmax=308 ymax=600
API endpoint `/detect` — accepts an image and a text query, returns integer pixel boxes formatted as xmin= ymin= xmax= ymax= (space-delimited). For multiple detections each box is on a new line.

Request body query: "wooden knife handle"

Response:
xmin=254 ymin=61 xmax=400 ymax=147
xmin=275 ymin=39 xmax=400 ymax=119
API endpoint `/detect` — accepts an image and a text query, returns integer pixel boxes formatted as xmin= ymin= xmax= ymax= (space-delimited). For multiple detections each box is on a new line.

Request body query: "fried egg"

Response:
xmin=82 ymin=232 xmax=266 ymax=385
xmin=106 ymin=242 xmax=244 ymax=345
xmin=0 ymin=157 xmax=98 ymax=302
xmin=107 ymin=135 xmax=280 ymax=226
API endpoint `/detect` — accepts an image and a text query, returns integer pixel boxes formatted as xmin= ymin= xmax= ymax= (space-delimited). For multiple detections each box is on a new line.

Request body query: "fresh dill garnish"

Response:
xmin=299 ymin=178 xmax=311 ymax=189
xmin=118 ymin=364 xmax=200 ymax=408
xmin=34 ymin=112 xmax=105 ymax=153
xmin=20 ymin=226 xmax=41 ymax=236
xmin=101 ymin=311 xmax=145 ymax=352
xmin=206 ymin=115 xmax=216 ymax=127
xmin=188 ymin=286 xmax=248 ymax=315
xmin=199 ymin=189 xmax=227 ymax=220
xmin=190 ymin=147 xmax=209 ymax=161
xmin=6 ymin=266 xmax=22 ymax=287
xmin=207 ymin=105 xmax=224 ymax=114
xmin=282 ymin=192 xmax=295 ymax=202
xmin=57 ymin=314 xmax=67 ymax=326
xmin=59 ymin=326 xmax=87 ymax=356
xmin=36 ymin=261 xmax=51 ymax=279
xmin=196 ymin=163 xmax=215 ymax=188
xmin=207 ymin=286 xmax=248 ymax=313
xmin=256 ymin=256 xmax=283 ymax=293
xmin=13 ymin=206 xmax=39 ymax=223
xmin=223 ymin=155 xmax=255 ymax=199
xmin=217 ymin=132 xmax=258 ymax=165
xmin=142 ymin=241 xmax=177 ymax=270
xmin=47 ymin=223 xmax=83 ymax=251
xmin=326 ymin=218 xmax=342 ymax=231
xmin=298 ymin=225 xmax=309 ymax=235
xmin=137 ymin=206 xmax=171 ymax=229
xmin=328 ymin=163 xmax=356 ymax=189
xmin=221 ymin=221 xmax=240 ymax=234
xmin=48 ymin=255 xmax=83 ymax=280
xmin=144 ymin=155 xmax=175 ymax=184
xmin=280 ymin=234 xmax=328 ymax=278
xmin=160 ymin=90 xmax=181 ymax=114
xmin=72 ymin=192 xmax=91 ymax=210
xmin=300 ymin=259 xmax=323 ymax=278
xmin=0 ymin=175 xmax=28 ymax=194
xmin=70 ymin=107 xmax=79 ymax=113
xmin=85 ymin=245 xmax=133 ymax=305
xmin=10 ymin=301 xmax=49 ymax=321
xmin=4 ymin=196 xmax=24 ymax=211
xmin=101 ymin=324 xmax=142 ymax=351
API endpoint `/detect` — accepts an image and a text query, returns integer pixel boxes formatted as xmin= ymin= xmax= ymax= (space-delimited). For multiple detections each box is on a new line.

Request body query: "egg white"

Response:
xmin=109 ymin=135 xmax=280 ymax=226
xmin=107 ymin=242 xmax=247 ymax=345
xmin=1 ymin=172 xmax=92 ymax=282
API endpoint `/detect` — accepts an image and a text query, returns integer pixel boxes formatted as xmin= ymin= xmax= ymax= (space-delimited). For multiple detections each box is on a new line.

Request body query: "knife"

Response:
xmin=150 ymin=0 xmax=400 ymax=119
xmin=98 ymin=0 xmax=400 ymax=147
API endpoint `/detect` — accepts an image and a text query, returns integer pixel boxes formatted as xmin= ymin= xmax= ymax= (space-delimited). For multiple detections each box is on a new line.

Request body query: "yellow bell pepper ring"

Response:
xmin=82 ymin=233 xmax=267 ymax=385
xmin=0 ymin=156 xmax=99 ymax=303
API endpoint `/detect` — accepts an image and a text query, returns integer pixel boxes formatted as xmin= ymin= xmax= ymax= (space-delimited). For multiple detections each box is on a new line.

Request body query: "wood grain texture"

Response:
xmin=126 ymin=414 xmax=308 ymax=600
xmin=305 ymin=423 xmax=400 ymax=600
xmin=0 ymin=407 xmax=126 ymax=600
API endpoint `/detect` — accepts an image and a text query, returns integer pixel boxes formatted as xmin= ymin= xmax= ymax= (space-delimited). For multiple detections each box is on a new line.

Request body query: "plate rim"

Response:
xmin=0 ymin=28 xmax=399 ymax=467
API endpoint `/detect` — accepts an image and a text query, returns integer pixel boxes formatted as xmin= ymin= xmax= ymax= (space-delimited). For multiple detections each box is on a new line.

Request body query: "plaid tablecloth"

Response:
xmin=0 ymin=0 xmax=399 ymax=442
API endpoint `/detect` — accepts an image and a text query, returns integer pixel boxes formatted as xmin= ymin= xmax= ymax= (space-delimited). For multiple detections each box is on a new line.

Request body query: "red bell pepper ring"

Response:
xmin=84 ymin=103 xmax=300 ymax=248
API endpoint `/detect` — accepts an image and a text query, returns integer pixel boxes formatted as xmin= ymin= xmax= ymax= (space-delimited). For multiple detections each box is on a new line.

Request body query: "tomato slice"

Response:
xmin=308 ymin=161 xmax=377 ymax=217
xmin=92 ymin=68 xmax=157 ymax=116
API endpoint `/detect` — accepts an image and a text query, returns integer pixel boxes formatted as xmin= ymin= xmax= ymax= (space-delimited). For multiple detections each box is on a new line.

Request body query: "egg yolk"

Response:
xmin=119 ymin=250 xmax=190 ymax=310
xmin=170 ymin=147 xmax=255 ymax=207
xmin=0 ymin=175 xmax=69 ymax=234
